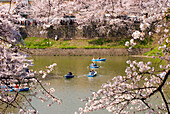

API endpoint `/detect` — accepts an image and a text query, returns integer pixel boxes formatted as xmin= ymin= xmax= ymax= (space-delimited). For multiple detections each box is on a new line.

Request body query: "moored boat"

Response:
xmin=10 ymin=87 xmax=29 ymax=92
xmin=1 ymin=86 xmax=30 ymax=92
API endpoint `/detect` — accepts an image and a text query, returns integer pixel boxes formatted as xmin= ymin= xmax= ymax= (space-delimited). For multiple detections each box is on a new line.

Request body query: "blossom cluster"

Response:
xmin=38 ymin=63 xmax=57 ymax=78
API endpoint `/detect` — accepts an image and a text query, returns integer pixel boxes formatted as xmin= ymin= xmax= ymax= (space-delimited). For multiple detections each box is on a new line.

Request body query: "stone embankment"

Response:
xmin=27 ymin=48 xmax=151 ymax=56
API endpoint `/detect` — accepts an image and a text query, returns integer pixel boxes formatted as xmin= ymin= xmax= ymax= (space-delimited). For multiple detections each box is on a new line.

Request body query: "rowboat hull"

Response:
xmin=65 ymin=75 xmax=74 ymax=79
xmin=1 ymin=86 xmax=30 ymax=92
xmin=92 ymin=58 xmax=106 ymax=61
xmin=10 ymin=87 xmax=29 ymax=92
xmin=90 ymin=65 xmax=99 ymax=68
xmin=88 ymin=74 xmax=97 ymax=77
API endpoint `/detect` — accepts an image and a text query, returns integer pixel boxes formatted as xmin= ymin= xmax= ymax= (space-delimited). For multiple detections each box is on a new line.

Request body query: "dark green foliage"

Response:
xmin=46 ymin=26 xmax=55 ymax=39
xmin=136 ymin=37 xmax=153 ymax=45
xmin=143 ymin=47 xmax=163 ymax=56
xmin=19 ymin=28 xmax=28 ymax=39
xmin=119 ymin=39 xmax=129 ymax=46
xmin=119 ymin=37 xmax=153 ymax=46
xmin=166 ymin=8 xmax=170 ymax=21
xmin=165 ymin=14 xmax=170 ymax=21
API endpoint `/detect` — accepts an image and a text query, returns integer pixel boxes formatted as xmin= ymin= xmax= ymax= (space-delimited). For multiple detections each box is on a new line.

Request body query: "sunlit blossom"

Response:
xmin=125 ymin=41 xmax=130 ymax=46
xmin=132 ymin=31 xmax=141 ymax=39
xmin=50 ymin=88 xmax=55 ymax=93
xmin=164 ymin=29 xmax=169 ymax=33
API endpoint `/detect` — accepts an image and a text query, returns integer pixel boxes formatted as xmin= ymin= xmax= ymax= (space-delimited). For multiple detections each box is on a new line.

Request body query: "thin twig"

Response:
xmin=36 ymin=78 xmax=56 ymax=99
xmin=19 ymin=93 xmax=37 ymax=112
xmin=159 ymin=89 xmax=169 ymax=113
xmin=141 ymin=99 xmax=155 ymax=112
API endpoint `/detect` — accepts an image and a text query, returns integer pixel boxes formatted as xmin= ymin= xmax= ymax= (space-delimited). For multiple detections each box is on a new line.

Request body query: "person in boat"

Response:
xmin=98 ymin=57 xmax=101 ymax=59
xmin=91 ymin=70 xmax=95 ymax=75
xmin=89 ymin=70 xmax=92 ymax=75
xmin=91 ymin=62 xmax=97 ymax=66
xmin=25 ymin=68 xmax=29 ymax=73
xmin=67 ymin=72 xmax=72 ymax=75
xmin=15 ymin=84 xmax=18 ymax=88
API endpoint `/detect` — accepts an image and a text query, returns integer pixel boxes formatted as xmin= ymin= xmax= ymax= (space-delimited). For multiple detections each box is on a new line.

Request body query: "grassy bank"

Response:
xmin=143 ymin=47 xmax=163 ymax=56
xmin=23 ymin=37 xmax=152 ymax=49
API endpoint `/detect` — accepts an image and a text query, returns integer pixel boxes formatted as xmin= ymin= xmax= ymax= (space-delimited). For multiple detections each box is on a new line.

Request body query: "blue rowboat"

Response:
xmin=1 ymin=86 xmax=29 ymax=92
xmin=90 ymin=65 xmax=99 ymax=68
xmin=88 ymin=73 xmax=97 ymax=77
xmin=88 ymin=71 xmax=97 ymax=77
xmin=10 ymin=87 xmax=29 ymax=92
xmin=19 ymin=87 xmax=29 ymax=91
xmin=88 ymin=74 xmax=97 ymax=77
xmin=65 ymin=75 xmax=74 ymax=79
xmin=92 ymin=58 xmax=106 ymax=61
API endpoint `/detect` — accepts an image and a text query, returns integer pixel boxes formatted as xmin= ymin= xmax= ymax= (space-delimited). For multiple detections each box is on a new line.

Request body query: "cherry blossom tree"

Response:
xmin=77 ymin=1 xmax=170 ymax=113
xmin=0 ymin=1 xmax=60 ymax=113
xmin=29 ymin=0 xmax=124 ymax=25
xmin=28 ymin=0 xmax=145 ymax=38
xmin=28 ymin=0 xmax=169 ymax=39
